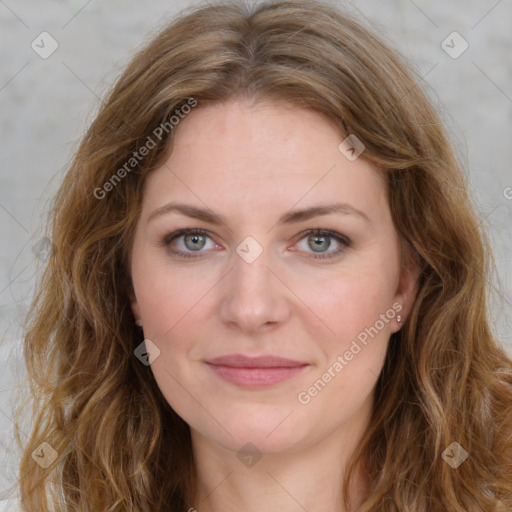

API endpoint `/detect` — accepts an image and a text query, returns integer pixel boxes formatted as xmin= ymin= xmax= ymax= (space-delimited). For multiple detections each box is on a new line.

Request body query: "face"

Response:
xmin=129 ymin=98 xmax=418 ymax=455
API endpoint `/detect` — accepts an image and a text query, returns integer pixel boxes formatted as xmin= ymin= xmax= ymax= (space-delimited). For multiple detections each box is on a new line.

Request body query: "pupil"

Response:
xmin=185 ymin=234 xmax=205 ymax=251
xmin=310 ymin=235 xmax=329 ymax=252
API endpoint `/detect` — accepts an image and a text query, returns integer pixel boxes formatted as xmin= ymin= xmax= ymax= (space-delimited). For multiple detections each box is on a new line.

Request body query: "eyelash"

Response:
xmin=160 ymin=228 xmax=352 ymax=260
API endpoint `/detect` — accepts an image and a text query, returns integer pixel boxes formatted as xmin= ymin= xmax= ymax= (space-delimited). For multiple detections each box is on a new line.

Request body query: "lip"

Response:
xmin=205 ymin=354 xmax=310 ymax=389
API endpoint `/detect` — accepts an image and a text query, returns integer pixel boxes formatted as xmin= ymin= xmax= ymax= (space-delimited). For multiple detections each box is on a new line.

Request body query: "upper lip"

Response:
xmin=206 ymin=354 xmax=308 ymax=368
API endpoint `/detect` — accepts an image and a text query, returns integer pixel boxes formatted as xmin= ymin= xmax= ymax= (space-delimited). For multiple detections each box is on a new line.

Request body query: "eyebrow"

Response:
xmin=147 ymin=201 xmax=371 ymax=226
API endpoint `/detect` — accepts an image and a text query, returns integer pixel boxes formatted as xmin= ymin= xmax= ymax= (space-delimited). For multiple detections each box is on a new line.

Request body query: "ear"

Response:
xmin=392 ymin=240 xmax=421 ymax=332
xmin=129 ymin=286 xmax=143 ymax=327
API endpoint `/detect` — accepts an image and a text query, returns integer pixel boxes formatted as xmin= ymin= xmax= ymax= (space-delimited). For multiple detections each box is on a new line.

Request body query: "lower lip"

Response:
xmin=206 ymin=363 xmax=308 ymax=388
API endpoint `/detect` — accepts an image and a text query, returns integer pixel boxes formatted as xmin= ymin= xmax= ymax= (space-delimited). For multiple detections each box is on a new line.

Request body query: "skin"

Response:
xmin=129 ymin=97 xmax=419 ymax=512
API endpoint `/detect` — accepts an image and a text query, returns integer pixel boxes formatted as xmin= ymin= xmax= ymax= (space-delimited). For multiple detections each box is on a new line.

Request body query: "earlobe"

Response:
xmin=393 ymin=242 xmax=421 ymax=328
xmin=129 ymin=289 xmax=142 ymax=327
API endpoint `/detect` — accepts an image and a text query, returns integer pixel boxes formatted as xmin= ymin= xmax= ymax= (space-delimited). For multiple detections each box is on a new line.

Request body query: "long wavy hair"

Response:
xmin=13 ymin=1 xmax=512 ymax=510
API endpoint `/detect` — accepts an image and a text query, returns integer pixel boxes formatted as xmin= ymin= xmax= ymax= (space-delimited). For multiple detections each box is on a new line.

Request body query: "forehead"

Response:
xmin=141 ymin=98 xmax=388 ymax=225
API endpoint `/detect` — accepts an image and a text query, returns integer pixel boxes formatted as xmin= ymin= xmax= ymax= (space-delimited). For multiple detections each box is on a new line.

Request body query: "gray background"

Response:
xmin=1 ymin=0 xmax=511 ymax=499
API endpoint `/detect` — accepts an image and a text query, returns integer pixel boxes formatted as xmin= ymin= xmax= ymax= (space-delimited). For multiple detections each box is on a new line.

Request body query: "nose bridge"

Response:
xmin=232 ymin=246 xmax=271 ymax=292
xmin=218 ymin=240 xmax=288 ymax=331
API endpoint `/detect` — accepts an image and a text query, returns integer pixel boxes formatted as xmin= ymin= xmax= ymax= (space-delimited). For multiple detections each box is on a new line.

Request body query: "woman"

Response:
xmin=10 ymin=0 xmax=512 ymax=510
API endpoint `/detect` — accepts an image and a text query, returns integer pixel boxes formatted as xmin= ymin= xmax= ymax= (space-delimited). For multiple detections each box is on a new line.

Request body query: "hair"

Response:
xmin=12 ymin=0 xmax=512 ymax=510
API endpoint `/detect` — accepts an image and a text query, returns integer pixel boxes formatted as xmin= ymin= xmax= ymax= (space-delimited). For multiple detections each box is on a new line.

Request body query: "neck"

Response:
xmin=188 ymin=398 xmax=373 ymax=512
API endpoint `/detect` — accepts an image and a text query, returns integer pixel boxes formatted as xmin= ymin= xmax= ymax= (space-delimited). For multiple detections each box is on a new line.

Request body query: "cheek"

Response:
xmin=294 ymin=271 xmax=394 ymax=414
xmin=132 ymin=251 xmax=215 ymax=339
xmin=293 ymin=262 xmax=397 ymax=344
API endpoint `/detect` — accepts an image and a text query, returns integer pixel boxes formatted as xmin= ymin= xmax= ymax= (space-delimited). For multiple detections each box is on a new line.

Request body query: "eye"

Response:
xmin=293 ymin=229 xmax=351 ymax=260
xmin=161 ymin=228 xmax=351 ymax=260
xmin=161 ymin=228 xmax=220 ymax=259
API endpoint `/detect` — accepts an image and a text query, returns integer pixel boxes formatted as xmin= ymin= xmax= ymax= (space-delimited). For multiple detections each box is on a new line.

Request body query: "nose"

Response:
xmin=218 ymin=249 xmax=290 ymax=333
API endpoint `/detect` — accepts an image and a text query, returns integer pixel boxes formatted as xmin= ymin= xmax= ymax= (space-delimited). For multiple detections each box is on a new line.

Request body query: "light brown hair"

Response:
xmin=14 ymin=1 xmax=512 ymax=510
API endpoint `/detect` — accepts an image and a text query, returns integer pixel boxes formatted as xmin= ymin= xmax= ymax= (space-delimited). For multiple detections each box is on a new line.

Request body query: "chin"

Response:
xmin=191 ymin=402 xmax=314 ymax=454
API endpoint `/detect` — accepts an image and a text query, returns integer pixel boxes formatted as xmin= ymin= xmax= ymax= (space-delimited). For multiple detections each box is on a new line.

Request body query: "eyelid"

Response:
xmin=291 ymin=228 xmax=351 ymax=260
xmin=161 ymin=227 xmax=351 ymax=260
xmin=162 ymin=228 xmax=211 ymax=247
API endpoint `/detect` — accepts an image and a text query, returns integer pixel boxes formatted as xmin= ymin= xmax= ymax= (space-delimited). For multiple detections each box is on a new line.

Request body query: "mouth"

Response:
xmin=205 ymin=354 xmax=310 ymax=388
